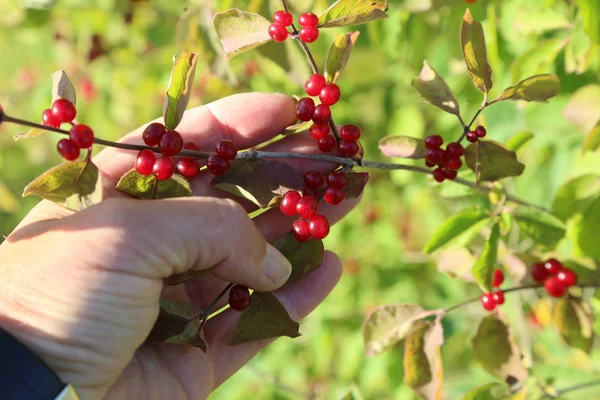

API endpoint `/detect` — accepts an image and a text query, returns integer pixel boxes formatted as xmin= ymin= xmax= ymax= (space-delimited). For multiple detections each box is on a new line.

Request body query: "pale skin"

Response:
xmin=0 ymin=93 xmax=359 ymax=399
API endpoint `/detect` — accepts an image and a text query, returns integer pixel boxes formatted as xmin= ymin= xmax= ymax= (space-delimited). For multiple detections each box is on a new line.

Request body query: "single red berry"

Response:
xmin=424 ymin=135 xmax=443 ymax=149
xmin=268 ymin=23 xmax=289 ymax=42
xmin=446 ymin=142 xmax=464 ymax=158
xmin=425 ymin=160 xmax=436 ymax=168
xmin=557 ymin=268 xmax=578 ymax=287
xmin=340 ymin=124 xmax=361 ymax=142
xmin=445 ymin=157 xmax=462 ymax=170
xmin=299 ymin=12 xmax=319 ymax=27
xmin=152 ymin=156 xmax=175 ymax=180
xmin=432 ymin=168 xmax=446 ymax=183
xmin=544 ymin=258 xmax=562 ymax=276
xmin=324 ymin=187 xmax=345 ymax=206
xmin=69 ymin=124 xmax=94 ymax=148
xmin=319 ymin=84 xmax=341 ymax=106
xmin=280 ymin=190 xmax=301 ymax=216
xmin=135 ymin=149 xmax=156 ymax=176
xmin=296 ymin=195 xmax=318 ymax=219
xmin=42 ymin=109 xmax=61 ymax=128
xmin=158 ymin=130 xmax=184 ymax=156
xmin=312 ymin=104 xmax=331 ymax=125
xmin=309 ymin=124 xmax=330 ymax=140
xmin=476 ymin=126 xmax=487 ymax=138
xmin=492 ymin=291 xmax=505 ymax=305
xmin=299 ymin=26 xmax=319 ymax=43
xmin=181 ymin=141 xmax=200 ymax=160
xmin=545 ymin=276 xmax=568 ymax=298
xmin=481 ymin=293 xmax=497 ymax=311
xmin=56 ymin=138 xmax=80 ymax=161
xmin=142 ymin=123 xmax=167 ymax=147
xmin=296 ymin=97 xmax=316 ymax=121
xmin=339 ymin=141 xmax=359 ymax=157
xmin=326 ymin=171 xmax=349 ymax=189
xmin=466 ymin=131 xmax=479 ymax=143
xmin=273 ymin=10 xmax=293 ymax=26
xmin=228 ymin=285 xmax=251 ymax=311
xmin=318 ymin=135 xmax=336 ymax=153
xmin=302 ymin=186 xmax=318 ymax=198
xmin=444 ymin=169 xmax=458 ymax=180
xmin=176 ymin=158 xmax=200 ymax=178
xmin=304 ymin=170 xmax=325 ymax=189
xmin=309 ymin=215 xmax=330 ymax=240
xmin=531 ymin=262 xmax=548 ymax=283
xmin=293 ymin=219 xmax=311 ymax=242
xmin=305 ymin=74 xmax=327 ymax=97
xmin=215 ymin=140 xmax=238 ymax=161
xmin=207 ymin=154 xmax=229 ymax=176
xmin=426 ymin=148 xmax=446 ymax=166
xmin=493 ymin=269 xmax=505 ymax=288
xmin=51 ymin=98 xmax=77 ymax=123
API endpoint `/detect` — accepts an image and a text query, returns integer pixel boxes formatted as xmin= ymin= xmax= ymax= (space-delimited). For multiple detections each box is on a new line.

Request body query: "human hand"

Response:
xmin=0 ymin=93 xmax=359 ymax=399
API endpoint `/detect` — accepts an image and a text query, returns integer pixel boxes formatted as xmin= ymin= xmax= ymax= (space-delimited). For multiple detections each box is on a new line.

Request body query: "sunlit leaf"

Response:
xmin=411 ymin=61 xmax=461 ymax=116
xmin=404 ymin=318 xmax=444 ymax=400
xmin=582 ymin=121 xmax=600 ymax=153
xmin=471 ymin=223 xmax=500 ymax=292
xmin=379 ymin=135 xmax=427 ymax=159
xmin=324 ymin=31 xmax=360 ymax=84
xmin=573 ymin=197 xmax=600 ymax=259
xmin=576 ymin=0 xmax=600 ymax=43
xmin=505 ymin=131 xmax=534 ymax=153
xmin=272 ymin=233 xmax=324 ymax=286
xmin=213 ymin=9 xmax=272 ymax=59
xmin=318 ymin=0 xmax=389 ymax=28
xmin=512 ymin=206 xmax=566 ymax=247
xmin=497 ymin=74 xmax=560 ymax=103
xmin=163 ymin=52 xmax=198 ymax=130
xmin=464 ymin=140 xmax=525 ymax=183
xmin=13 ymin=128 xmax=47 ymax=141
xmin=552 ymin=174 xmax=600 ymax=221
xmin=423 ymin=207 xmax=490 ymax=254
xmin=51 ymin=70 xmax=76 ymax=104
xmin=461 ymin=9 xmax=493 ymax=94
xmin=554 ymin=296 xmax=594 ymax=353
xmin=116 ymin=169 xmax=192 ymax=199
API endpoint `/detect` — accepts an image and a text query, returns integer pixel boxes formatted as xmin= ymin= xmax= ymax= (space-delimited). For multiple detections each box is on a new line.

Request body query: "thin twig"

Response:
xmin=541 ymin=379 xmax=600 ymax=399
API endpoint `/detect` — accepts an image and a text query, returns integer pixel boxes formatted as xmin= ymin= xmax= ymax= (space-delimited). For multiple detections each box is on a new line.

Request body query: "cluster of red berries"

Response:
xmin=137 ymin=122 xmax=238 ymax=181
xmin=41 ymin=99 xmax=95 ymax=161
xmin=480 ymin=269 xmax=506 ymax=312
xmin=531 ymin=258 xmax=578 ymax=298
xmin=228 ymin=284 xmax=251 ymax=311
xmin=466 ymin=125 xmax=487 ymax=144
xmin=424 ymin=134 xmax=464 ymax=183
xmin=268 ymin=10 xmax=320 ymax=43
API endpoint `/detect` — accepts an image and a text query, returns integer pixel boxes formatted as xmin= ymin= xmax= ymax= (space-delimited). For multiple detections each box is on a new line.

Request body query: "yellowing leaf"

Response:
xmin=404 ymin=318 xmax=444 ymax=400
xmin=471 ymin=223 xmax=500 ymax=292
xmin=464 ymin=140 xmax=525 ymax=183
xmin=379 ymin=135 xmax=427 ymax=159
xmin=318 ymin=0 xmax=389 ymax=28
xmin=13 ymin=128 xmax=46 ymax=141
xmin=116 ymin=169 xmax=192 ymax=199
xmin=461 ymin=9 xmax=493 ymax=94
xmin=163 ymin=52 xmax=198 ymax=130
xmin=411 ymin=61 xmax=461 ymax=116
xmin=213 ymin=9 xmax=272 ymax=59
xmin=554 ymin=296 xmax=594 ymax=353
xmin=324 ymin=31 xmax=360 ymax=84
xmin=498 ymin=74 xmax=560 ymax=103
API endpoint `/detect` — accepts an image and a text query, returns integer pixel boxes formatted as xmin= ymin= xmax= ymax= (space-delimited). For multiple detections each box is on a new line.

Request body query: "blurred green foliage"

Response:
xmin=1 ymin=0 xmax=600 ymax=398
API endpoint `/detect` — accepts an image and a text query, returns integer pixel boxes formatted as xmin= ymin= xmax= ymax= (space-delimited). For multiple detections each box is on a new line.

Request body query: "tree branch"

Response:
xmin=541 ymin=379 xmax=600 ymax=399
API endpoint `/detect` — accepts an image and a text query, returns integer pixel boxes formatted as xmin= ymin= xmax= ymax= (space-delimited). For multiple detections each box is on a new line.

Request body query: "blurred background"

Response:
xmin=1 ymin=0 xmax=600 ymax=398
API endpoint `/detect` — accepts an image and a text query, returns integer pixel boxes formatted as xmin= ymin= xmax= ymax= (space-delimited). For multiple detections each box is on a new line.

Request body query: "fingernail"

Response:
xmin=263 ymin=244 xmax=292 ymax=285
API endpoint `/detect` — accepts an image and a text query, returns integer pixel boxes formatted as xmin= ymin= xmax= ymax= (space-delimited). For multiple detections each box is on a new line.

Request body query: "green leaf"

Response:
xmin=461 ymin=9 xmax=493 ymax=94
xmin=472 ymin=314 xmax=528 ymax=389
xmin=149 ymin=299 xmax=206 ymax=352
xmin=464 ymin=140 xmax=525 ymax=183
xmin=576 ymin=0 xmax=600 ymax=43
xmin=423 ymin=207 xmax=491 ymax=254
xmin=228 ymin=291 xmax=300 ymax=345
xmin=573 ymin=197 xmax=600 ymax=259
xmin=23 ymin=161 xmax=102 ymax=211
xmin=213 ymin=9 xmax=272 ymax=59
xmin=471 ymin=223 xmax=500 ymax=292
xmin=379 ymin=135 xmax=427 ymax=159
xmin=411 ymin=61 xmax=461 ymax=116
xmin=272 ymin=233 xmax=324 ymax=286
xmin=582 ymin=121 xmax=600 ymax=153
xmin=403 ymin=318 xmax=444 ymax=399
xmin=212 ymin=160 xmax=302 ymax=208
xmin=363 ymin=304 xmax=437 ymax=356
xmin=462 ymin=383 xmax=508 ymax=400
xmin=497 ymin=74 xmax=560 ymax=103
xmin=318 ymin=0 xmax=389 ymax=28
xmin=552 ymin=174 xmax=600 ymax=221
xmin=163 ymin=52 xmax=198 ymax=130
xmin=51 ymin=70 xmax=76 ymax=104
xmin=505 ymin=131 xmax=534 ymax=153
xmin=116 ymin=169 xmax=192 ymax=199
xmin=512 ymin=206 xmax=566 ymax=247
xmin=554 ymin=296 xmax=594 ymax=353
xmin=324 ymin=31 xmax=360 ymax=84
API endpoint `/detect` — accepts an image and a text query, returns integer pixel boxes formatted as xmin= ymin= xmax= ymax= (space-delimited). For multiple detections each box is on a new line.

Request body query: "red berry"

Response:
xmin=215 ymin=140 xmax=238 ymax=161
xmin=296 ymin=98 xmax=316 ymax=121
xmin=426 ymin=148 xmax=446 ymax=166
xmin=299 ymin=13 xmax=319 ymax=27
xmin=445 ymin=157 xmax=462 ymax=170
xmin=302 ymin=186 xmax=318 ymax=198
xmin=51 ymin=98 xmax=77 ymax=123
xmin=268 ymin=24 xmax=289 ymax=42
xmin=42 ymin=109 xmax=61 ymax=128
xmin=142 ymin=123 xmax=167 ymax=147
xmin=273 ymin=10 xmax=293 ymax=26
xmin=228 ymin=285 xmax=251 ymax=311
xmin=444 ymin=169 xmax=457 ymax=180
xmin=340 ymin=124 xmax=361 ymax=142
xmin=305 ymin=74 xmax=327 ymax=97
xmin=425 ymin=135 xmax=443 ymax=149
xmin=545 ymin=276 xmax=568 ymax=298
xmin=324 ymin=187 xmax=345 ymax=206
xmin=312 ymin=104 xmax=331 ymax=125
xmin=544 ymin=258 xmax=562 ymax=275
xmin=207 ymin=154 xmax=229 ymax=176
xmin=280 ymin=190 xmax=301 ymax=216
xmin=176 ymin=158 xmax=200 ymax=178
xmin=339 ymin=141 xmax=359 ymax=157
xmin=326 ymin=171 xmax=349 ymax=189
xmin=466 ymin=131 xmax=478 ymax=143
xmin=181 ymin=141 xmax=200 ymax=160
xmin=135 ymin=149 xmax=156 ymax=176
xmin=293 ymin=219 xmax=311 ymax=242
xmin=56 ymin=138 xmax=80 ymax=161
xmin=476 ymin=126 xmax=487 ymax=138
xmin=158 ymin=130 xmax=184 ymax=156
xmin=152 ymin=156 xmax=175 ymax=180
xmin=318 ymin=135 xmax=336 ymax=153
xmin=304 ymin=170 xmax=325 ymax=189
xmin=425 ymin=160 xmax=436 ymax=168
xmin=481 ymin=293 xmax=497 ymax=311
xmin=531 ymin=262 xmax=548 ymax=283
xmin=309 ymin=124 xmax=330 ymax=140
xmin=69 ymin=124 xmax=94 ymax=148
xmin=432 ymin=168 xmax=446 ymax=183
xmin=446 ymin=142 xmax=464 ymax=158
xmin=557 ymin=268 xmax=578 ymax=287
xmin=299 ymin=26 xmax=319 ymax=43
xmin=296 ymin=195 xmax=318 ymax=219
xmin=309 ymin=215 xmax=330 ymax=240
xmin=492 ymin=291 xmax=505 ymax=305
xmin=493 ymin=269 xmax=505 ymax=288
xmin=319 ymin=84 xmax=341 ymax=106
